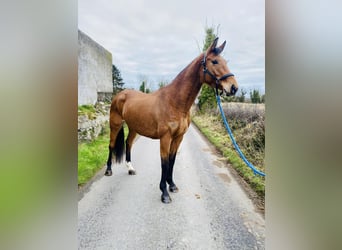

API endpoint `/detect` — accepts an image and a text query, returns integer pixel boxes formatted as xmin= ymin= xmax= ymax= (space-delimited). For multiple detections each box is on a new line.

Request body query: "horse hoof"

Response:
xmin=169 ymin=185 xmax=179 ymax=193
xmin=161 ymin=195 xmax=172 ymax=204
xmin=104 ymin=170 xmax=112 ymax=176
xmin=128 ymin=170 xmax=136 ymax=175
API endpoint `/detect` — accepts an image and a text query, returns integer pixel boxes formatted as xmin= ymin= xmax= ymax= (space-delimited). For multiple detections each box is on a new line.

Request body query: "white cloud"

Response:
xmin=79 ymin=0 xmax=264 ymax=93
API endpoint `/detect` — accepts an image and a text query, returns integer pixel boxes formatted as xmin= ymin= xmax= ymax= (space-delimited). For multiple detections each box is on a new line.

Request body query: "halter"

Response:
xmin=201 ymin=52 xmax=235 ymax=95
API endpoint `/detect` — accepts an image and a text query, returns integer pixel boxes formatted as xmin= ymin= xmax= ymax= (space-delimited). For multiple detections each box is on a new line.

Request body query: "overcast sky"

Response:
xmin=79 ymin=0 xmax=264 ymax=93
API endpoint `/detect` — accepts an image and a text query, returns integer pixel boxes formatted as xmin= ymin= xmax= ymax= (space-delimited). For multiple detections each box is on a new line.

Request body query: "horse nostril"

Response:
xmin=231 ymin=85 xmax=238 ymax=95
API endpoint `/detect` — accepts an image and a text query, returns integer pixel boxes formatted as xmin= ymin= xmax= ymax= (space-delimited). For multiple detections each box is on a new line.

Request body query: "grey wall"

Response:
xmin=78 ymin=30 xmax=113 ymax=105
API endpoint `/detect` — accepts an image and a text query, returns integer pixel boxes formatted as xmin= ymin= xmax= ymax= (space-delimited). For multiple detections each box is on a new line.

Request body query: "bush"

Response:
xmin=219 ymin=103 xmax=265 ymax=167
xmin=192 ymin=102 xmax=265 ymax=197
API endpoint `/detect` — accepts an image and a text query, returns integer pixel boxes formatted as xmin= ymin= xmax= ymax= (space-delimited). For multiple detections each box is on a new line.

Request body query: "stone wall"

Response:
xmin=78 ymin=102 xmax=110 ymax=143
xmin=97 ymin=92 xmax=113 ymax=103
xmin=78 ymin=30 xmax=113 ymax=105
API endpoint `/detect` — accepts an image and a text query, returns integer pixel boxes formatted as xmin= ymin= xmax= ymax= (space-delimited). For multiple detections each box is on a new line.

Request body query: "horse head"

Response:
xmin=202 ymin=37 xmax=238 ymax=96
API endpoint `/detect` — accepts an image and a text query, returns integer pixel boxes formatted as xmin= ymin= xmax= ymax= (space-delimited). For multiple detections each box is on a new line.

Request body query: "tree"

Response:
xmin=197 ymin=26 xmax=218 ymax=111
xmin=223 ymin=89 xmax=247 ymax=103
xmin=158 ymin=80 xmax=168 ymax=89
xmin=139 ymin=80 xmax=146 ymax=92
xmin=250 ymin=89 xmax=261 ymax=103
xmin=237 ymin=88 xmax=247 ymax=102
xmin=112 ymin=64 xmax=125 ymax=95
xmin=139 ymin=80 xmax=151 ymax=93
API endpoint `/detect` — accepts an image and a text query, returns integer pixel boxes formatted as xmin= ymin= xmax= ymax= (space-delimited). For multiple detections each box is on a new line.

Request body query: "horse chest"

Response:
xmin=168 ymin=117 xmax=189 ymax=136
xmin=168 ymin=121 xmax=179 ymax=132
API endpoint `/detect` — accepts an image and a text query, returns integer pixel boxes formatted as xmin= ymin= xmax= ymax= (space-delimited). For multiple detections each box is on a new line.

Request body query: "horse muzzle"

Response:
xmin=223 ymin=84 xmax=238 ymax=96
xmin=230 ymin=85 xmax=238 ymax=95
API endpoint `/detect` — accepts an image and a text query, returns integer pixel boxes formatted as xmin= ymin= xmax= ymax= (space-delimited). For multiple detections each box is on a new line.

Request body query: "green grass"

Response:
xmin=78 ymin=124 xmax=110 ymax=186
xmin=78 ymin=105 xmax=97 ymax=119
xmin=78 ymin=123 xmax=129 ymax=186
xmin=192 ymin=115 xmax=265 ymax=197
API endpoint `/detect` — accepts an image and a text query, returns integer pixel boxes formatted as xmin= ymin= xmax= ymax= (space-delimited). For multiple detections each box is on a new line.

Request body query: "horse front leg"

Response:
xmin=167 ymin=153 xmax=179 ymax=193
xmin=167 ymin=135 xmax=184 ymax=193
xmin=160 ymin=135 xmax=172 ymax=203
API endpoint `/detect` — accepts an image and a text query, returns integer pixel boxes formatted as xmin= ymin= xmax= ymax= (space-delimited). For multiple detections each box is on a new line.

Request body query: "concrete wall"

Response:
xmin=78 ymin=30 xmax=113 ymax=105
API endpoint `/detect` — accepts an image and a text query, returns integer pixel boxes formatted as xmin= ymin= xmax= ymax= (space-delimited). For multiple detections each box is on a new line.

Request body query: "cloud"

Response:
xmin=79 ymin=0 xmax=265 ymax=93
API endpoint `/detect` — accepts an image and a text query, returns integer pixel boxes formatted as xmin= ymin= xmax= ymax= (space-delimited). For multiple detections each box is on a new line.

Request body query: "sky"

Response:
xmin=78 ymin=0 xmax=265 ymax=94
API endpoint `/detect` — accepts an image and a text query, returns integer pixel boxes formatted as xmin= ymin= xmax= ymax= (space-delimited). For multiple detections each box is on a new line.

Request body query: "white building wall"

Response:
xmin=78 ymin=30 xmax=112 ymax=105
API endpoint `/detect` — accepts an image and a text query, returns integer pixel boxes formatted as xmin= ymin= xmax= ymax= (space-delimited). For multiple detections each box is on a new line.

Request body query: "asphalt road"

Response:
xmin=78 ymin=124 xmax=265 ymax=250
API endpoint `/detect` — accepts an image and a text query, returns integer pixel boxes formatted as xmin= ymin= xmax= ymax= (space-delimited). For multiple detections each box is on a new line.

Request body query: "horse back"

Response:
xmin=111 ymin=89 xmax=189 ymax=139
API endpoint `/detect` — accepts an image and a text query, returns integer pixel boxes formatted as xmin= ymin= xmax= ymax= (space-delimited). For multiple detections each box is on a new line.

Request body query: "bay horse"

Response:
xmin=105 ymin=37 xmax=238 ymax=203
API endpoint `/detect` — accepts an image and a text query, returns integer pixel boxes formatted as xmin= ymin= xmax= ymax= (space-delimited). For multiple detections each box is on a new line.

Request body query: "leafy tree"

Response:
xmin=223 ymin=95 xmax=237 ymax=102
xmin=224 ymin=88 xmax=246 ymax=103
xmin=139 ymin=80 xmax=151 ymax=93
xmin=158 ymin=80 xmax=168 ymax=89
xmin=139 ymin=80 xmax=146 ymax=92
xmin=112 ymin=64 xmax=125 ymax=95
xmin=237 ymin=88 xmax=247 ymax=102
xmin=250 ymin=89 xmax=261 ymax=103
xmin=197 ymin=26 xmax=218 ymax=111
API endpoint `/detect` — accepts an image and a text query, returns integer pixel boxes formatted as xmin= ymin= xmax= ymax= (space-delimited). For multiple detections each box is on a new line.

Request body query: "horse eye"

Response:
xmin=212 ymin=60 xmax=218 ymax=65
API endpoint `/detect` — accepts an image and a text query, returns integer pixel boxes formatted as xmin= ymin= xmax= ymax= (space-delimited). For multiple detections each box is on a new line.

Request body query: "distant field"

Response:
xmin=221 ymin=102 xmax=265 ymax=120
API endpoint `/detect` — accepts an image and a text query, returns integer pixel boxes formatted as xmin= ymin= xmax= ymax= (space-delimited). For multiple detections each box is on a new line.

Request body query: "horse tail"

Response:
xmin=113 ymin=126 xmax=125 ymax=163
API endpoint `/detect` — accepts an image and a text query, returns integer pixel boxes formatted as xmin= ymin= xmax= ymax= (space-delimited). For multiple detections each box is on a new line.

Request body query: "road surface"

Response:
xmin=78 ymin=124 xmax=265 ymax=249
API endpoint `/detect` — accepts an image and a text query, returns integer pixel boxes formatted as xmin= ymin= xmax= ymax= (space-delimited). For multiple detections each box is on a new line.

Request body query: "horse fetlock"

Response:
xmin=104 ymin=169 xmax=112 ymax=176
xmin=126 ymin=161 xmax=136 ymax=175
xmin=169 ymin=184 xmax=179 ymax=193
xmin=159 ymin=183 xmax=166 ymax=192
xmin=161 ymin=193 xmax=172 ymax=204
xmin=128 ymin=170 xmax=136 ymax=175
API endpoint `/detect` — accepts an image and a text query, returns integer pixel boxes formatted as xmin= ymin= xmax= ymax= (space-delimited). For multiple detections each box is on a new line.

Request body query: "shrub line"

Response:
xmin=192 ymin=116 xmax=265 ymax=198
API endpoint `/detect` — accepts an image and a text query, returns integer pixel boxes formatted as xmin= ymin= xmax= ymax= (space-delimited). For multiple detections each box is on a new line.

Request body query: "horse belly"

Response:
xmin=123 ymin=105 xmax=160 ymax=139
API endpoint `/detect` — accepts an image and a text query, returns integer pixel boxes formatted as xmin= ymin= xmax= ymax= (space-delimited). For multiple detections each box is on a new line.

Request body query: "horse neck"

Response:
xmin=165 ymin=54 xmax=204 ymax=114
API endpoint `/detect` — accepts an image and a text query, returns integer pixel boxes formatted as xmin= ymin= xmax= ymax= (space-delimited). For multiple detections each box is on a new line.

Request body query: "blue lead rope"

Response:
xmin=216 ymin=95 xmax=266 ymax=177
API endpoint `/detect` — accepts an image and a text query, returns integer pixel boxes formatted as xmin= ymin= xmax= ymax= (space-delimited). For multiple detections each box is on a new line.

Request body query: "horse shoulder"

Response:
xmin=167 ymin=113 xmax=190 ymax=137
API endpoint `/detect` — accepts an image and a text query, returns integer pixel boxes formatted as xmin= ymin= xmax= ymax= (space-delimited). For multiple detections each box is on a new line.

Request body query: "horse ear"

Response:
xmin=216 ymin=40 xmax=226 ymax=54
xmin=207 ymin=37 xmax=219 ymax=54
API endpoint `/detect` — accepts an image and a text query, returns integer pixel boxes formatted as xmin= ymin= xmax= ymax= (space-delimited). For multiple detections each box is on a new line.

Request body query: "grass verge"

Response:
xmin=78 ymin=123 xmax=128 ymax=186
xmin=78 ymin=124 xmax=110 ymax=186
xmin=78 ymin=105 xmax=97 ymax=119
xmin=192 ymin=114 xmax=265 ymax=198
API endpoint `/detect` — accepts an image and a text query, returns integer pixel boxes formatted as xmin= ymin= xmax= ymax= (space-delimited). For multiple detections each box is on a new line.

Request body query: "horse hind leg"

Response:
xmin=125 ymin=129 xmax=137 ymax=175
xmin=105 ymin=146 xmax=114 ymax=176
xmin=105 ymin=112 xmax=125 ymax=176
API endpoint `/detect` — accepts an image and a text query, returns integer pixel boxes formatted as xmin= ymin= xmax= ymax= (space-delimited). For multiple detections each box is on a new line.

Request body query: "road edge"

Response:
xmin=190 ymin=122 xmax=265 ymax=216
xmin=78 ymin=165 xmax=106 ymax=201
xmin=78 ymin=135 xmax=142 ymax=201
